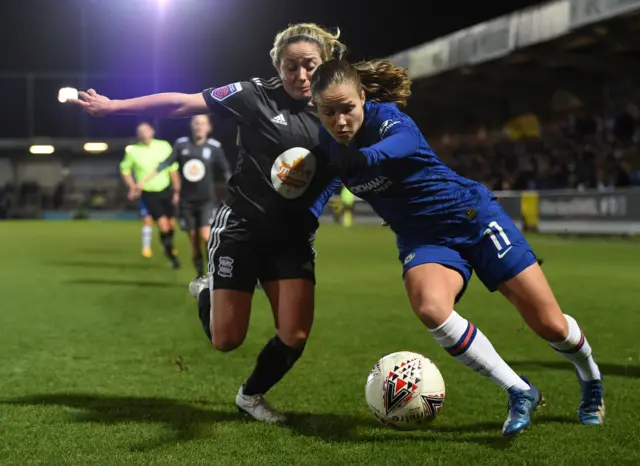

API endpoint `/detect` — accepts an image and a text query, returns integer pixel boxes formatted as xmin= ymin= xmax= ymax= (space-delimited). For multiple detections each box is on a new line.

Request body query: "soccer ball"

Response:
xmin=365 ymin=351 xmax=445 ymax=430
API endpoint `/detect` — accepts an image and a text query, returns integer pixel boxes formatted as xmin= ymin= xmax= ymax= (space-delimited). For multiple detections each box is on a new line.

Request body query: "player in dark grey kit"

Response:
xmin=68 ymin=22 xmax=346 ymax=423
xmin=139 ymin=115 xmax=231 ymax=276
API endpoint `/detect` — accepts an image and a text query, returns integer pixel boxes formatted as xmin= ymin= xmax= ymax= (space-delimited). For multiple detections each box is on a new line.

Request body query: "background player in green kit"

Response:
xmin=138 ymin=115 xmax=232 ymax=277
xmin=120 ymin=122 xmax=181 ymax=269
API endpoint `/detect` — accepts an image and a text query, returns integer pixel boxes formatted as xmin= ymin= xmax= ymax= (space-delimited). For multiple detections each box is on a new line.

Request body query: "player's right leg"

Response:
xmin=401 ymin=245 xmax=541 ymax=437
xmin=139 ymin=200 xmax=153 ymax=258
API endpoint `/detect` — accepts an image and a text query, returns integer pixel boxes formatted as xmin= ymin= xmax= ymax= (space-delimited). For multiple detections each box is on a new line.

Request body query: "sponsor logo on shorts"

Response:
xmin=404 ymin=253 xmax=415 ymax=265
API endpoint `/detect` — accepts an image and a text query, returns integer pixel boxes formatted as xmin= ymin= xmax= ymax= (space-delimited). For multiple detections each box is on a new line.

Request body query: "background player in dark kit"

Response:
xmin=68 ymin=23 xmax=346 ymax=422
xmin=139 ymin=115 xmax=232 ymax=277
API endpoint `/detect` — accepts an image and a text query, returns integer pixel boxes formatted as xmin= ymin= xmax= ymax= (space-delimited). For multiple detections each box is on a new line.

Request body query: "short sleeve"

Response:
xmin=119 ymin=149 xmax=133 ymax=175
xmin=202 ymin=81 xmax=260 ymax=124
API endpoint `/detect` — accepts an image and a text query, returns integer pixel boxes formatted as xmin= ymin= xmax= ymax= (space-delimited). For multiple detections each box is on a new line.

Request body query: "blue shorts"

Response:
xmin=139 ymin=200 xmax=151 ymax=218
xmin=399 ymin=201 xmax=537 ymax=302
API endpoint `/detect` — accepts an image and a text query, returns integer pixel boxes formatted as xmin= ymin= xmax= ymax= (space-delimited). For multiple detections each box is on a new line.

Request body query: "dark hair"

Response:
xmin=310 ymin=59 xmax=411 ymax=107
xmin=137 ymin=120 xmax=154 ymax=130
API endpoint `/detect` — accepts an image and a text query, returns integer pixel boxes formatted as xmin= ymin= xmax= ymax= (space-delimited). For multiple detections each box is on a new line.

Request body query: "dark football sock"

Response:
xmin=160 ymin=231 xmax=174 ymax=257
xmin=243 ymin=335 xmax=305 ymax=396
xmin=197 ymin=289 xmax=212 ymax=341
xmin=193 ymin=255 xmax=204 ymax=276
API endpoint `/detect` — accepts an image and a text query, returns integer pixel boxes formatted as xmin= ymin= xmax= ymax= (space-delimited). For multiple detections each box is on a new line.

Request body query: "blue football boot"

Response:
xmin=577 ymin=376 xmax=604 ymax=425
xmin=502 ymin=376 xmax=544 ymax=437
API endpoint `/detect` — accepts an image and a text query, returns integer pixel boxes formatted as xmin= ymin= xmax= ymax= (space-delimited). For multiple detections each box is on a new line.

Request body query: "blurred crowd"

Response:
xmin=2 ymin=96 xmax=640 ymax=220
xmin=435 ymin=103 xmax=640 ymax=192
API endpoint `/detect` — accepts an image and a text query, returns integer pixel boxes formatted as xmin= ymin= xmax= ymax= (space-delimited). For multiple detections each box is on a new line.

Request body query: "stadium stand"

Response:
xmin=1 ymin=0 xmax=640 ymax=234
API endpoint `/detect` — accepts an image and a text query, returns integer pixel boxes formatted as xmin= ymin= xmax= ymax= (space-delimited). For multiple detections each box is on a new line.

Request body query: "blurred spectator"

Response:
xmin=428 ymin=100 xmax=640 ymax=191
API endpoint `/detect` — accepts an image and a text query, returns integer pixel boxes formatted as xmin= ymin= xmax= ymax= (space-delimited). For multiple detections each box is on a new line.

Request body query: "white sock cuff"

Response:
xmin=551 ymin=314 xmax=585 ymax=352
xmin=429 ymin=310 xmax=460 ymax=334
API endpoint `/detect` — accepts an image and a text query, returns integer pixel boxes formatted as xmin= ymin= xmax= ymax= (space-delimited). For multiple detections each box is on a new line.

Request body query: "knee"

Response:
xmin=211 ymin=330 xmax=246 ymax=352
xmin=277 ymin=329 xmax=309 ymax=349
xmin=413 ymin=297 xmax=453 ymax=329
xmin=528 ymin=307 xmax=568 ymax=342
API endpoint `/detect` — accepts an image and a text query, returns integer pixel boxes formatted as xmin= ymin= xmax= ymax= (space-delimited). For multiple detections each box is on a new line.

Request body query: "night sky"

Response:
xmin=0 ymin=0 xmax=542 ymax=141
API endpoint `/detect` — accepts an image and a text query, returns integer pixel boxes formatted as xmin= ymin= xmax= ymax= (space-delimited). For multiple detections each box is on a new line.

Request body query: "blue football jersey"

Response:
xmin=319 ymin=101 xmax=495 ymax=246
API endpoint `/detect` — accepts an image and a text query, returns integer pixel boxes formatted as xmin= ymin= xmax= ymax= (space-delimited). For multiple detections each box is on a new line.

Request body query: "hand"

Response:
xmin=172 ymin=192 xmax=180 ymax=206
xmin=135 ymin=182 xmax=145 ymax=193
xmin=127 ymin=187 xmax=140 ymax=201
xmin=67 ymin=89 xmax=113 ymax=117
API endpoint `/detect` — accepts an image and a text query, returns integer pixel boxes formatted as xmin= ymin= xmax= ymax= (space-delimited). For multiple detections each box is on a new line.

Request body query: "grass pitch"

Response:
xmin=0 ymin=221 xmax=638 ymax=465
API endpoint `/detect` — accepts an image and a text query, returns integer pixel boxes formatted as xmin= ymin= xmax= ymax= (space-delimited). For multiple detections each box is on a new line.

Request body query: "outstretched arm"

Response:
xmin=68 ymin=89 xmax=209 ymax=118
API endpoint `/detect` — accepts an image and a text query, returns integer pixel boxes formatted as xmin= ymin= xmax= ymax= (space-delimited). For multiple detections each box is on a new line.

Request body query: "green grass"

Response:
xmin=0 ymin=221 xmax=639 ymax=465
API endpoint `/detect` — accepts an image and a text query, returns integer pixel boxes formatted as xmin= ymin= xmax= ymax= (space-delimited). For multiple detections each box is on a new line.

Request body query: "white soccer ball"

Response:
xmin=365 ymin=351 xmax=445 ymax=430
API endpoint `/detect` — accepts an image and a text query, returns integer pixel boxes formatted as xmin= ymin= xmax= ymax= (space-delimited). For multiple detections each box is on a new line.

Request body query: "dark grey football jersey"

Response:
xmin=160 ymin=137 xmax=231 ymax=202
xmin=202 ymin=77 xmax=336 ymax=224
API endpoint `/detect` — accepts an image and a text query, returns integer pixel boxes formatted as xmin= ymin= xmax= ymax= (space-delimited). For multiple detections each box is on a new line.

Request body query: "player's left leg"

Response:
xmin=168 ymin=209 xmax=178 ymax=256
xmin=144 ymin=189 xmax=180 ymax=269
xmin=498 ymin=263 xmax=604 ymax=425
xmin=237 ymin=239 xmax=316 ymax=420
xmin=187 ymin=229 xmax=202 ymax=276
xmin=192 ymin=202 xmax=214 ymax=277
xmin=156 ymin=215 xmax=180 ymax=269
xmin=180 ymin=201 xmax=204 ymax=276
xmin=193 ymin=225 xmax=210 ymax=277
xmin=469 ymin=203 xmax=604 ymax=426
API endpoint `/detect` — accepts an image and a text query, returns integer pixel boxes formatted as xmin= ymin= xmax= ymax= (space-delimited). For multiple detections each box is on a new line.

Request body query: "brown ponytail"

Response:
xmin=311 ymin=59 xmax=411 ymax=107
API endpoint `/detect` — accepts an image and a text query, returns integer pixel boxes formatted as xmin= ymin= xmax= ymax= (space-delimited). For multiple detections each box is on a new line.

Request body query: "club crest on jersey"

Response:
xmin=183 ymin=159 xmax=206 ymax=182
xmin=211 ymin=82 xmax=243 ymax=102
xmin=270 ymin=147 xmax=317 ymax=199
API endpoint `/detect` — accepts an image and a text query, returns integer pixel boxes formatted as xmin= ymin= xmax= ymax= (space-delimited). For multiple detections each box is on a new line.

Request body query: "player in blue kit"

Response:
xmin=310 ymin=59 xmax=604 ymax=437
